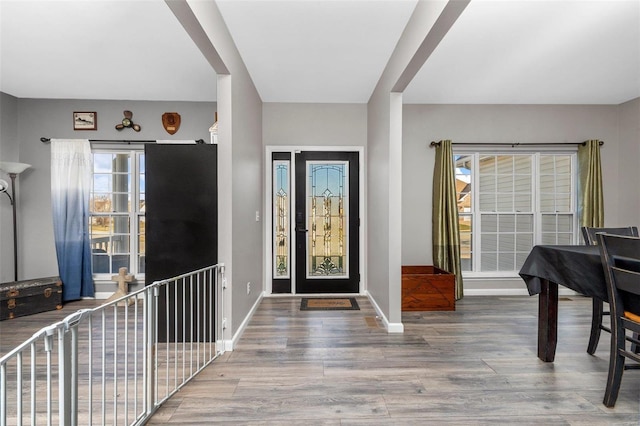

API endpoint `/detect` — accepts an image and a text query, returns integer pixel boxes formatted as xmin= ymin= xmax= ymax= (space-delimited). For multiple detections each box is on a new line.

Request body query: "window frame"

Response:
xmin=89 ymin=147 xmax=145 ymax=280
xmin=454 ymin=147 xmax=579 ymax=278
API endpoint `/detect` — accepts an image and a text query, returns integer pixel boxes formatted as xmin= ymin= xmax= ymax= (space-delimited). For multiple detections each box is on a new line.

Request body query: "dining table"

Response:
xmin=519 ymin=244 xmax=605 ymax=362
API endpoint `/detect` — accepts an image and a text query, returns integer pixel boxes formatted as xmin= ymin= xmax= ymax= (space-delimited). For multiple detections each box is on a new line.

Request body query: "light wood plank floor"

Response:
xmin=0 ymin=298 xmax=104 ymax=355
xmin=3 ymin=296 xmax=640 ymax=424
xmin=149 ymin=296 xmax=640 ymax=425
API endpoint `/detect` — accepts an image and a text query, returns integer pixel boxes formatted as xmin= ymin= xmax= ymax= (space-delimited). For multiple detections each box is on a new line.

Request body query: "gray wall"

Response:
xmin=402 ymin=102 xmax=638 ymax=292
xmin=229 ymin=81 xmax=263 ymax=336
xmin=366 ymin=91 xmax=393 ymax=318
xmin=263 ymin=103 xmax=367 ymax=147
xmin=617 ymin=97 xmax=640 ymax=226
xmin=188 ymin=0 xmax=264 ymax=339
xmin=262 ymin=103 xmax=367 ymax=296
xmin=366 ymin=1 xmax=448 ymax=328
xmin=0 ymin=92 xmax=19 ymax=282
xmin=10 ymin=97 xmax=215 ymax=290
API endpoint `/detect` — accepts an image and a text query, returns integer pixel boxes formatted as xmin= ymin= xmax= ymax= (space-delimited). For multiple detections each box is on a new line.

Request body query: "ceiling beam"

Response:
xmin=165 ymin=0 xmax=229 ymax=74
xmin=392 ymin=0 xmax=470 ymax=93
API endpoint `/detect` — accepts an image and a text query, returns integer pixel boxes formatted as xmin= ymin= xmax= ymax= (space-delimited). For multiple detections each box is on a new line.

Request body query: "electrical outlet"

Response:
xmin=247 ymin=282 xmax=251 ymax=295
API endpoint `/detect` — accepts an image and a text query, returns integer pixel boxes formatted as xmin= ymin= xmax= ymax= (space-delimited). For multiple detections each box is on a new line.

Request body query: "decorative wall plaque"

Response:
xmin=73 ymin=111 xmax=97 ymax=130
xmin=162 ymin=112 xmax=181 ymax=135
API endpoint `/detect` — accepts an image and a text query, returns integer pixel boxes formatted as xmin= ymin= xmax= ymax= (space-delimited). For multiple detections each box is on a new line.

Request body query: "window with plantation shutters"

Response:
xmin=455 ymin=151 xmax=577 ymax=275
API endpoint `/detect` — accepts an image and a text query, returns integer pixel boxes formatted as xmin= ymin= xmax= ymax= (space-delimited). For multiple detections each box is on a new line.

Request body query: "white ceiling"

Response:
xmin=1 ymin=0 xmax=638 ymax=105
xmin=215 ymin=0 xmax=418 ymax=103
xmin=0 ymin=0 xmax=217 ymax=102
xmin=405 ymin=0 xmax=640 ymax=104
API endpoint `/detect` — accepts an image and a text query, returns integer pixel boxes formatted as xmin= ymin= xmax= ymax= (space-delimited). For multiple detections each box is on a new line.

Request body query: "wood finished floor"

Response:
xmin=3 ymin=296 xmax=640 ymax=424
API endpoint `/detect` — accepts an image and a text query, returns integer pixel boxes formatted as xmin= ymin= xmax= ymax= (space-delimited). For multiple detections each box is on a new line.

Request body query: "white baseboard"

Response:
xmin=365 ymin=291 xmax=404 ymax=333
xmin=92 ymin=292 xmax=112 ymax=300
xmin=225 ymin=291 xmax=264 ymax=352
xmin=92 ymin=291 xmax=153 ymax=300
xmin=464 ymin=288 xmax=579 ymax=297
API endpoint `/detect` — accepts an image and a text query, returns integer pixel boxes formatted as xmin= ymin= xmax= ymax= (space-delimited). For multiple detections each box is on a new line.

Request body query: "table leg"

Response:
xmin=538 ymin=279 xmax=558 ymax=362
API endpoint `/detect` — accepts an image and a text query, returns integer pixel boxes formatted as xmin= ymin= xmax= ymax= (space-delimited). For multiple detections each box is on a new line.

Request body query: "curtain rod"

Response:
xmin=40 ymin=137 xmax=205 ymax=144
xmin=429 ymin=140 xmax=604 ymax=148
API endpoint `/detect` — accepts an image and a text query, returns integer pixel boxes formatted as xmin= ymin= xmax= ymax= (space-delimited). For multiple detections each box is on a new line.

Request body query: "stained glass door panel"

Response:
xmin=306 ymin=161 xmax=349 ymax=278
xmin=295 ymin=151 xmax=359 ymax=294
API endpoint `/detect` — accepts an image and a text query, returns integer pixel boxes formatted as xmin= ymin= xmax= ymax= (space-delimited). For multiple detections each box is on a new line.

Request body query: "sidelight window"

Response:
xmin=273 ymin=160 xmax=290 ymax=278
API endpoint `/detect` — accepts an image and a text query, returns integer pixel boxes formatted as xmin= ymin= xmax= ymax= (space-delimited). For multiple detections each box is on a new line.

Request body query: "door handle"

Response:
xmin=296 ymin=228 xmax=308 ymax=232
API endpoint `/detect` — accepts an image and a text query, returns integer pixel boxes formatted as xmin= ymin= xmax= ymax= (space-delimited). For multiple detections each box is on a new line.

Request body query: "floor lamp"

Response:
xmin=0 ymin=161 xmax=31 ymax=282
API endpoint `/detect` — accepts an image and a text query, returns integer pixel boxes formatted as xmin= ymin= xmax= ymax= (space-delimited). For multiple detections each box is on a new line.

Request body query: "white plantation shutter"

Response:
xmin=457 ymin=151 xmax=576 ymax=274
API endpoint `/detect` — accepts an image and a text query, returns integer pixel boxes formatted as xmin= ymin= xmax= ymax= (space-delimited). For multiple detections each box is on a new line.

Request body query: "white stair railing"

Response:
xmin=0 ymin=264 xmax=225 ymax=426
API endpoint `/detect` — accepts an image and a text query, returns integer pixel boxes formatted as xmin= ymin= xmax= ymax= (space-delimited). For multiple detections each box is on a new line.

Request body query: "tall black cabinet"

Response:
xmin=145 ymin=144 xmax=217 ymax=341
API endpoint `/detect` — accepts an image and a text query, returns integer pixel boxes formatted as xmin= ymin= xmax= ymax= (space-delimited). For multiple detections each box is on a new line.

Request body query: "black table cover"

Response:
xmin=519 ymin=245 xmax=607 ymax=301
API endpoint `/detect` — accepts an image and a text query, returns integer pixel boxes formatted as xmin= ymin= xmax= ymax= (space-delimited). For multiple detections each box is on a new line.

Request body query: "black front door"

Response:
xmin=294 ymin=151 xmax=359 ymax=293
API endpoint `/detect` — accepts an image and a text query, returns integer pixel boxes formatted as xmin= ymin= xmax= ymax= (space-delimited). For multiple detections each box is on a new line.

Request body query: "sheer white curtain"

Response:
xmin=51 ymin=139 xmax=94 ymax=301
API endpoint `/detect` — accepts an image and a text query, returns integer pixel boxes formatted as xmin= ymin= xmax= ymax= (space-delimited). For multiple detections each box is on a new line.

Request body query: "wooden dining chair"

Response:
xmin=581 ymin=226 xmax=639 ymax=354
xmin=597 ymin=233 xmax=640 ymax=407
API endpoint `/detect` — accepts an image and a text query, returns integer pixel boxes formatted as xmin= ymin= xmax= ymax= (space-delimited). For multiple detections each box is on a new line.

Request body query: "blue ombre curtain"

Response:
xmin=51 ymin=139 xmax=94 ymax=301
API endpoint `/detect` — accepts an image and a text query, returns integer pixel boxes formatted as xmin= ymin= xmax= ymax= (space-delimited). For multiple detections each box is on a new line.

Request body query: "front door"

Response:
xmin=294 ymin=151 xmax=359 ymax=293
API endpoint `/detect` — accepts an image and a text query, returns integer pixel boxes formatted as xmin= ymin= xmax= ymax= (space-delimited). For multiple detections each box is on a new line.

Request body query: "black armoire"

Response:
xmin=145 ymin=143 xmax=217 ymax=341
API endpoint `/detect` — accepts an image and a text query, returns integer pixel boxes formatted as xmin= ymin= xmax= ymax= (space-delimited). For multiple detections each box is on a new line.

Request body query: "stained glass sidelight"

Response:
xmin=273 ymin=161 xmax=290 ymax=278
xmin=306 ymin=161 xmax=349 ymax=278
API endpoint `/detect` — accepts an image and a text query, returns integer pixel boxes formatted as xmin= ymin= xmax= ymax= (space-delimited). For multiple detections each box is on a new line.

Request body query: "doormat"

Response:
xmin=300 ymin=297 xmax=360 ymax=311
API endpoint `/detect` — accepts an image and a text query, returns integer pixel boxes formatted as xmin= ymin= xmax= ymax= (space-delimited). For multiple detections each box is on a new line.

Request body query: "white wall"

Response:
xmin=402 ymin=103 xmax=634 ymax=292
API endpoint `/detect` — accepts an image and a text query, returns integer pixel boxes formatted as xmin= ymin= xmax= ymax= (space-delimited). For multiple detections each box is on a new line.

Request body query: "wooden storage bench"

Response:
xmin=0 ymin=277 xmax=63 ymax=320
xmin=402 ymin=266 xmax=455 ymax=311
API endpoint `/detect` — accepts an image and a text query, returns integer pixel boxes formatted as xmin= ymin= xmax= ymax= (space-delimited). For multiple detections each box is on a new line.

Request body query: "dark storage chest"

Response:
xmin=0 ymin=277 xmax=63 ymax=320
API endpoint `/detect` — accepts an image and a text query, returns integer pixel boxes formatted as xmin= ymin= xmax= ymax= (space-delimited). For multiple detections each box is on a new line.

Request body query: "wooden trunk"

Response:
xmin=402 ymin=266 xmax=455 ymax=311
xmin=0 ymin=277 xmax=63 ymax=320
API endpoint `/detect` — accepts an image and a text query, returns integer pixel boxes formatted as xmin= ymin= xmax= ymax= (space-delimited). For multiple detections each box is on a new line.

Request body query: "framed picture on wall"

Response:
xmin=73 ymin=111 xmax=97 ymax=130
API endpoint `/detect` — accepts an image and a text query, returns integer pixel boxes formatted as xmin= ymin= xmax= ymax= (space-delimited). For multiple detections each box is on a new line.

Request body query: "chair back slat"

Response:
xmin=598 ymin=233 xmax=640 ymax=315
xmin=582 ymin=226 xmax=639 ymax=245
xmin=582 ymin=226 xmax=639 ymax=246
xmin=612 ymin=268 xmax=640 ymax=297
